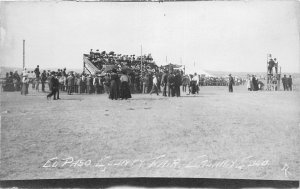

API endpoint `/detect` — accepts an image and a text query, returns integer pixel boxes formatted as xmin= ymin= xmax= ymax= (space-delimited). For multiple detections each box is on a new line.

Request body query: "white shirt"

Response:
xmin=120 ymin=75 xmax=129 ymax=82
xmin=153 ymin=76 xmax=157 ymax=85
xmin=192 ymin=75 xmax=199 ymax=85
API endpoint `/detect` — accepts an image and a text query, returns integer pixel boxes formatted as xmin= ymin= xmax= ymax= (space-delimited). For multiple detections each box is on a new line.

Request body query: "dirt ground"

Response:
xmin=1 ymin=84 xmax=299 ymax=181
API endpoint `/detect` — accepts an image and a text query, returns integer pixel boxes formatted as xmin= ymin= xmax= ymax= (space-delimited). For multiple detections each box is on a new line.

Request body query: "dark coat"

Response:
xmin=174 ymin=73 xmax=182 ymax=86
xmin=67 ymin=76 xmax=74 ymax=87
xmin=161 ymin=73 xmax=168 ymax=84
xmin=51 ymin=77 xmax=59 ymax=90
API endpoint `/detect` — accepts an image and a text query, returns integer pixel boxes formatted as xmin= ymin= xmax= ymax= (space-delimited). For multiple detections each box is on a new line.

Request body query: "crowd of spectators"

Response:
xmin=199 ymin=77 xmax=245 ymax=86
xmin=1 ymin=67 xmax=246 ymax=95
xmin=88 ymin=49 xmax=157 ymax=72
xmin=3 ymin=50 xmax=294 ymax=95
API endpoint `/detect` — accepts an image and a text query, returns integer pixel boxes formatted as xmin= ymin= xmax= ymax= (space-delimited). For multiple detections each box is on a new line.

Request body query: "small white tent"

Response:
xmin=184 ymin=65 xmax=214 ymax=77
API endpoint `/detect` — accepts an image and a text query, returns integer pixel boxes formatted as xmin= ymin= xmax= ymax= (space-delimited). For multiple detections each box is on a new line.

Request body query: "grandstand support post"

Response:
xmin=23 ymin=40 xmax=25 ymax=69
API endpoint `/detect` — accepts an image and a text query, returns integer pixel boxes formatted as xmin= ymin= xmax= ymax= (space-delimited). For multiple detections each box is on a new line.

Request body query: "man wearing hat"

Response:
xmin=86 ymin=74 xmax=92 ymax=94
xmin=268 ymin=58 xmax=275 ymax=75
xmin=67 ymin=72 xmax=74 ymax=95
xmin=41 ymin=70 xmax=47 ymax=92
xmin=34 ymin=65 xmax=40 ymax=91
xmin=55 ymin=73 xmax=60 ymax=99
xmin=287 ymin=75 xmax=293 ymax=91
xmin=90 ymin=49 xmax=94 ymax=60
xmin=47 ymin=72 xmax=59 ymax=100
xmin=282 ymin=75 xmax=287 ymax=91
xmin=228 ymin=74 xmax=234 ymax=93
xmin=161 ymin=70 xmax=168 ymax=96
xmin=95 ymin=49 xmax=100 ymax=59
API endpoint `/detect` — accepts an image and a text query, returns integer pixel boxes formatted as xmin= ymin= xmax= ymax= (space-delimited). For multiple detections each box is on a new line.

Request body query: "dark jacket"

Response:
xmin=161 ymin=73 xmax=168 ymax=84
xmin=41 ymin=72 xmax=47 ymax=82
xmin=174 ymin=73 xmax=182 ymax=86
xmin=229 ymin=76 xmax=235 ymax=85
xmin=51 ymin=77 xmax=59 ymax=90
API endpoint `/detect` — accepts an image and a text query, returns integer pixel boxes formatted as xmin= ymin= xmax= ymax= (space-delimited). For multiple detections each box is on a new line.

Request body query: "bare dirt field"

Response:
xmin=1 ymin=84 xmax=299 ymax=181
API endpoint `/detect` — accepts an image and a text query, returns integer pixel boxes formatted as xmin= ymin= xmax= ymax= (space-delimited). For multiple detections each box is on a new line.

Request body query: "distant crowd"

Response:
xmin=1 ymin=63 xmax=294 ymax=99
xmin=2 ymin=65 xmax=245 ymax=99
xmin=2 ymin=66 xmax=294 ymax=96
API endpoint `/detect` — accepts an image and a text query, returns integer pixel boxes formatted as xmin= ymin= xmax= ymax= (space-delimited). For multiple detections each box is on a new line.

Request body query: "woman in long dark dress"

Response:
xmin=252 ymin=75 xmax=258 ymax=91
xmin=109 ymin=69 xmax=120 ymax=100
xmin=119 ymin=70 xmax=132 ymax=100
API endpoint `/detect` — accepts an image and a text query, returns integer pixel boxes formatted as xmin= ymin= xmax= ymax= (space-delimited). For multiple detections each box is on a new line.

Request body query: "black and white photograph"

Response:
xmin=0 ymin=0 xmax=299 ymax=187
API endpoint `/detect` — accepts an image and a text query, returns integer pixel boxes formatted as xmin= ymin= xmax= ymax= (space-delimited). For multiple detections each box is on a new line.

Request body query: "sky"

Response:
xmin=0 ymin=1 xmax=299 ymax=74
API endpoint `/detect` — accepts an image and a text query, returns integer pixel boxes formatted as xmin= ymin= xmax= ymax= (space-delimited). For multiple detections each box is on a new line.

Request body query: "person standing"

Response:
xmin=34 ymin=65 xmax=40 ymax=91
xmin=246 ymin=75 xmax=252 ymax=91
xmin=167 ymin=71 xmax=175 ymax=97
xmin=76 ymin=75 xmax=82 ymax=94
xmin=67 ymin=73 xmax=74 ymax=95
xmin=86 ymin=74 xmax=92 ymax=94
xmin=287 ymin=75 xmax=293 ymax=91
xmin=174 ymin=70 xmax=182 ymax=97
xmin=134 ymin=73 xmax=140 ymax=93
xmin=274 ymin=58 xmax=278 ymax=74
xmin=13 ymin=70 xmax=21 ymax=91
xmin=149 ymin=74 xmax=159 ymax=96
xmin=191 ymin=73 xmax=199 ymax=94
xmin=47 ymin=72 xmax=53 ymax=92
xmin=282 ymin=75 xmax=287 ymax=91
xmin=93 ymin=75 xmax=100 ymax=94
xmin=74 ymin=76 xmax=78 ymax=93
xmin=41 ymin=70 xmax=47 ymax=92
xmin=161 ymin=70 xmax=168 ymax=96
xmin=120 ymin=70 xmax=132 ymax=99
xmin=252 ymin=75 xmax=258 ymax=91
xmin=109 ymin=68 xmax=120 ymax=100
xmin=228 ymin=74 xmax=234 ymax=93
xmin=90 ymin=49 xmax=94 ymax=60
xmin=157 ymin=72 xmax=162 ymax=93
xmin=21 ymin=68 xmax=29 ymax=95
xmin=268 ymin=58 xmax=275 ymax=75
xmin=182 ymin=75 xmax=190 ymax=93
xmin=104 ymin=73 xmax=110 ymax=94
xmin=81 ymin=74 xmax=86 ymax=93
xmin=55 ymin=74 xmax=60 ymax=99
xmin=47 ymin=72 xmax=59 ymax=100
xmin=31 ymin=71 xmax=36 ymax=89
xmin=142 ymin=73 xmax=149 ymax=94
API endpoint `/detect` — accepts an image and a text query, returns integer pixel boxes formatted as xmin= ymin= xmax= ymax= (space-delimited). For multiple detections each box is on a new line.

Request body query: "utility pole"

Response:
xmin=140 ymin=45 xmax=143 ymax=76
xmin=23 ymin=40 xmax=25 ymax=69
